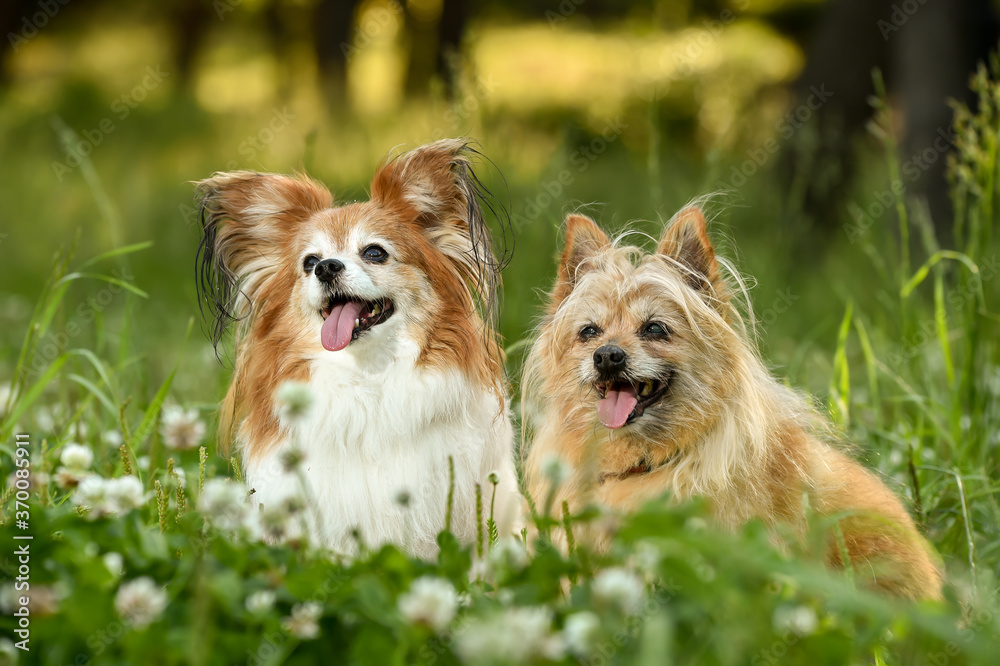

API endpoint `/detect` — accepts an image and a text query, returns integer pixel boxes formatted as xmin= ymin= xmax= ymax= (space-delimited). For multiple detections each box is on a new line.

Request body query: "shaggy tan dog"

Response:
xmin=523 ymin=207 xmax=942 ymax=600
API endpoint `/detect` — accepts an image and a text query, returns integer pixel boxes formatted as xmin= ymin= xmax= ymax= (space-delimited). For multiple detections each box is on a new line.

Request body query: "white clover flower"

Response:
xmin=0 ymin=584 xmax=18 ymax=614
xmin=540 ymin=453 xmax=571 ymax=485
xmin=276 ymin=381 xmax=314 ymax=420
xmin=34 ymin=407 xmax=55 ymax=433
xmin=73 ymin=476 xmax=110 ymax=518
xmin=136 ymin=456 xmax=150 ymax=471
xmin=562 ymin=611 xmax=601 ymax=657
xmin=685 ymin=516 xmax=708 ymax=532
xmin=773 ymin=605 xmax=818 ymax=636
xmin=198 ymin=479 xmax=250 ymax=532
xmin=115 ymin=577 xmax=168 ymax=629
xmin=455 ymin=606 xmax=554 ymax=664
xmin=398 ymin=577 xmax=459 ymax=632
xmin=27 ymin=585 xmax=62 ymax=616
xmin=54 ymin=467 xmax=91 ymax=489
xmin=592 ymin=567 xmax=645 ymax=615
xmin=74 ymin=476 xmax=149 ymax=518
xmin=282 ymin=602 xmax=322 ymax=640
xmin=103 ymin=552 xmax=125 ymax=577
xmin=245 ymin=590 xmax=276 ymax=615
xmin=60 ymin=443 xmax=94 ymax=470
xmin=105 ymin=476 xmax=149 ymax=513
xmin=160 ymin=406 xmax=206 ymax=450
xmin=102 ymin=429 xmax=124 ymax=448
xmin=487 ymin=536 xmax=529 ymax=578
xmin=258 ymin=502 xmax=293 ymax=543
xmin=240 ymin=508 xmax=265 ymax=543
xmin=6 ymin=467 xmax=47 ymax=493
xmin=0 ymin=637 xmax=17 ymax=664
xmin=630 ymin=541 xmax=661 ymax=579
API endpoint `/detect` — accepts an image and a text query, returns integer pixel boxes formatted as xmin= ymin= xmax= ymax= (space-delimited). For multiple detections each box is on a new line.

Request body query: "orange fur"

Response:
xmin=523 ymin=208 xmax=943 ymax=600
xmin=196 ymin=140 xmax=506 ymax=461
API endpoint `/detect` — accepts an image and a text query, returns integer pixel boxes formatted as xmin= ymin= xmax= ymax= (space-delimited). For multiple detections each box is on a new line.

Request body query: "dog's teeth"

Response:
xmin=371 ymin=303 xmax=381 ymax=317
xmin=354 ymin=318 xmax=360 ymax=328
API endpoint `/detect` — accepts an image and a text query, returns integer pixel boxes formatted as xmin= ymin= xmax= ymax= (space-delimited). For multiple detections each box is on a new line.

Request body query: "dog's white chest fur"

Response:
xmin=243 ymin=344 xmax=518 ymax=559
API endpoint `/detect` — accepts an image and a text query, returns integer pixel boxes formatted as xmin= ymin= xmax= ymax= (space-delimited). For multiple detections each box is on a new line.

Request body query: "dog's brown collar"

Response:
xmin=598 ymin=457 xmax=670 ymax=485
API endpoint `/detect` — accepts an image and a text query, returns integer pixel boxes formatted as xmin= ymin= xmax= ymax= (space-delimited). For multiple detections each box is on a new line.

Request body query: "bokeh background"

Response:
xmin=1 ymin=0 xmax=997 ymax=403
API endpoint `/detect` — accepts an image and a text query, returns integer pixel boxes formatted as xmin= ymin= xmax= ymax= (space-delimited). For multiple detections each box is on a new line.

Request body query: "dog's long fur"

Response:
xmin=523 ymin=208 xmax=943 ymax=600
xmin=195 ymin=139 xmax=520 ymax=557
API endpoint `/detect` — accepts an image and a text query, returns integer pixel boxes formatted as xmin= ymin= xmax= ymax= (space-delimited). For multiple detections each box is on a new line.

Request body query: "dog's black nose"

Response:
xmin=314 ymin=258 xmax=345 ymax=283
xmin=594 ymin=345 xmax=627 ymax=374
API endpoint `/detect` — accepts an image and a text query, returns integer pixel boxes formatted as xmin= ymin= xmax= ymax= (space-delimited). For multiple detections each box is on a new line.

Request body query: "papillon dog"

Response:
xmin=195 ymin=139 xmax=520 ymax=558
xmin=523 ymin=207 xmax=942 ymax=599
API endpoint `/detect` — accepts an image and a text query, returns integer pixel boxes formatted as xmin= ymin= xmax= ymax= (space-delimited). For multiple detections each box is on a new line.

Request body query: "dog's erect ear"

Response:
xmin=552 ymin=214 xmax=611 ymax=306
xmin=657 ymin=206 xmax=726 ymax=298
xmin=370 ymin=139 xmax=506 ymax=323
xmin=194 ymin=171 xmax=332 ymax=348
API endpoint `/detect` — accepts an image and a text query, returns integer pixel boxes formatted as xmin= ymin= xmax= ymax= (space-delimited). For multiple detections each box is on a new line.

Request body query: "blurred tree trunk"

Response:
xmin=405 ymin=0 xmax=468 ymax=98
xmin=170 ymin=0 xmax=211 ymax=87
xmin=436 ymin=0 xmax=469 ymax=95
xmin=314 ymin=0 xmax=359 ymax=106
xmin=789 ymin=0 xmax=999 ymax=248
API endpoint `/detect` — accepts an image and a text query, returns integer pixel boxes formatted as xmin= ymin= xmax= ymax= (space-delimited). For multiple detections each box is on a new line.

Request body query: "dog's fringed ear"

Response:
xmin=194 ymin=171 xmax=332 ymax=350
xmin=552 ymin=213 xmax=611 ymax=307
xmin=657 ymin=206 xmax=727 ymax=300
xmin=370 ymin=139 xmax=509 ymax=326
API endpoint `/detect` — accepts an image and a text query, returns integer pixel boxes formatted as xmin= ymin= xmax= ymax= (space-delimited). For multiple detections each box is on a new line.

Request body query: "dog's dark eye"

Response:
xmin=362 ymin=245 xmax=388 ymax=263
xmin=641 ymin=321 xmax=671 ymax=338
xmin=579 ymin=325 xmax=601 ymax=341
xmin=303 ymin=255 xmax=320 ymax=273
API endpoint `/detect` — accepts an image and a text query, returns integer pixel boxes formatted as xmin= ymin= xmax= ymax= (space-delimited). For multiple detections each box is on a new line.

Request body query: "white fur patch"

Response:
xmin=244 ymin=340 xmax=520 ymax=559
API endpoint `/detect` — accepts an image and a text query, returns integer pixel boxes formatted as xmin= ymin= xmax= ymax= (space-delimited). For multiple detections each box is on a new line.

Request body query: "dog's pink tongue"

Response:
xmin=321 ymin=301 xmax=364 ymax=351
xmin=597 ymin=387 xmax=638 ymax=429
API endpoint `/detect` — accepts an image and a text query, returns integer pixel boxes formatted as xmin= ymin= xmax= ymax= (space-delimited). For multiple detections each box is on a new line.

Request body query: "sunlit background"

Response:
xmin=2 ymin=0 xmax=997 ymax=402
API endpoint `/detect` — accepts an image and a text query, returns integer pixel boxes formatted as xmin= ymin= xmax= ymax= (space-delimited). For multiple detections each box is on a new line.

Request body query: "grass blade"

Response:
xmin=78 ymin=241 xmax=154 ymax=270
xmin=56 ymin=272 xmax=149 ymax=298
xmin=900 ymin=250 xmax=980 ymax=298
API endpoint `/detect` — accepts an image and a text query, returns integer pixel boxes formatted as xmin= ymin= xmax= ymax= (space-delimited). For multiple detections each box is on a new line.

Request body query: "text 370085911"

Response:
xmin=12 ymin=433 xmax=32 ymax=652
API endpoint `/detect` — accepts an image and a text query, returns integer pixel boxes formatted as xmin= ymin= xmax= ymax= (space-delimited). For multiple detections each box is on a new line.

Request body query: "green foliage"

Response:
xmin=2 ymin=43 xmax=1000 ymax=666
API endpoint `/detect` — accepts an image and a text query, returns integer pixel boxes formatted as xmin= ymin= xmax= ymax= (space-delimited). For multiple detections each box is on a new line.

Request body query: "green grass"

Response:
xmin=1 ymin=49 xmax=1000 ymax=666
